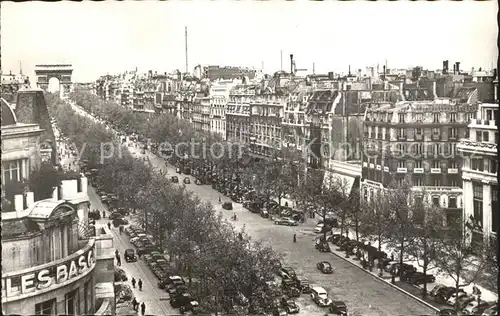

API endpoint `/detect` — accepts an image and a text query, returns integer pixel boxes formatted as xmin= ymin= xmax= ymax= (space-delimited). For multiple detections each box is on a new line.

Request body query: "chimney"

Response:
xmin=432 ymin=81 xmax=437 ymax=99
xmin=455 ymin=62 xmax=460 ymax=73
xmin=290 ymin=54 xmax=294 ymax=74
xmin=26 ymin=191 xmax=35 ymax=208
xmin=15 ymin=194 xmax=24 ymax=214
xmin=52 ymin=186 xmax=59 ymax=201
xmin=453 ymin=64 xmax=456 ymax=74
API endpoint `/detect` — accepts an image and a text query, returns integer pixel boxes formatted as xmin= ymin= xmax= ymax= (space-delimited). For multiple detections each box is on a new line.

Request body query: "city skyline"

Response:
xmin=1 ymin=1 xmax=498 ymax=82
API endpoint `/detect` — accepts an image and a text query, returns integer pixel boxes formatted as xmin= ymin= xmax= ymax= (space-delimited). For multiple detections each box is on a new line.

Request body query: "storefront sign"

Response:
xmin=2 ymin=245 xmax=95 ymax=297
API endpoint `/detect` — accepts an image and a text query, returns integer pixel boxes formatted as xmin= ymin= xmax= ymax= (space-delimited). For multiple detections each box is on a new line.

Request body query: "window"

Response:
xmin=450 ymin=179 xmax=458 ymax=187
xmin=399 ymin=113 xmax=405 ymax=123
xmin=415 ymin=177 xmax=424 ymax=186
xmin=398 ymin=128 xmax=406 ymax=139
xmin=490 ymin=159 xmax=497 ymax=174
xmin=432 ymin=128 xmax=440 ymax=135
xmin=432 ymin=160 xmax=440 ymax=169
xmin=483 ymin=131 xmax=490 ymax=142
xmin=36 ymin=299 xmax=57 ymax=315
xmin=449 ymin=127 xmax=457 ymax=139
xmin=415 ymin=113 xmax=423 ymax=122
xmin=434 ymin=178 xmax=441 ymax=186
xmin=415 ymin=160 xmax=423 ymax=168
xmin=495 ymin=132 xmax=499 ymax=144
xmin=449 ymin=197 xmax=457 ymax=208
xmin=2 ymin=159 xmax=25 ymax=186
xmin=449 ymin=161 xmax=458 ymax=169
xmin=473 ymin=182 xmax=483 ymax=228
xmin=398 ymin=160 xmax=406 ymax=168
xmin=492 ymin=186 xmax=498 ymax=232
xmin=486 ymin=109 xmax=493 ymax=120
xmin=432 ymin=196 xmax=440 ymax=206
xmin=476 ymin=131 xmax=483 ymax=142
xmin=433 ymin=113 xmax=440 ymax=123
xmin=450 ymin=112 xmax=457 ymax=123
xmin=415 ymin=128 xmax=422 ymax=136
xmin=471 ymin=158 xmax=484 ymax=171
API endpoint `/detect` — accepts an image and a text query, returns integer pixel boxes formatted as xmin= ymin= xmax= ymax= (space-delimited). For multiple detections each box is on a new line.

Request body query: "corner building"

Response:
xmin=458 ymin=102 xmax=498 ymax=248
xmin=361 ymin=100 xmax=477 ymax=224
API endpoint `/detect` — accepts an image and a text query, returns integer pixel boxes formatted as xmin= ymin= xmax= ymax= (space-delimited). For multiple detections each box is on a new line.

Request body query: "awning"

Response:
xmin=323 ymin=171 xmax=357 ymax=197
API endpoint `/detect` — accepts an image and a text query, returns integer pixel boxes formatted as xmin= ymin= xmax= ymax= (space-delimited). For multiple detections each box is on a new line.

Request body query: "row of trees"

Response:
xmin=47 ymin=92 xmax=284 ymax=314
xmin=68 ymin=91 xmax=497 ymax=310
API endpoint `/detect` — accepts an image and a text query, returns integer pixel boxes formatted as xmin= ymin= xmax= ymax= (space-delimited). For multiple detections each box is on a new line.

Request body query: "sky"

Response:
xmin=1 ymin=1 xmax=498 ymax=82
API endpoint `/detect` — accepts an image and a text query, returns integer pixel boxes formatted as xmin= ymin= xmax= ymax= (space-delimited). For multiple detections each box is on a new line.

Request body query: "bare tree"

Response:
xmin=407 ymin=198 xmax=445 ymax=298
xmin=359 ymin=197 xmax=392 ymax=253
xmin=434 ymin=216 xmax=488 ymax=312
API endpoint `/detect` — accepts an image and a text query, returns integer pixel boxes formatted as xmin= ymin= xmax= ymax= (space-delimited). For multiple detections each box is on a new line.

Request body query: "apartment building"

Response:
xmin=361 ymin=99 xmax=477 ymax=224
xmin=226 ymin=85 xmax=257 ymax=145
xmin=210 ymin=80 xmax=240 ymax=140
xmin=458 ymin=103 xmax=498 ymax=248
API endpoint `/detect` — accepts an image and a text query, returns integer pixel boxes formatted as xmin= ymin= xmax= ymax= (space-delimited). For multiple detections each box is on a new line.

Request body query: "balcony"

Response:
xmin=431 ymin=134 xmax=441 ymax=141
xmin=414 ymin=167 xmax=424 ymax=174
xmin=473 ymin=118 xmax=497 ymax=128
xmin=363 ymin=162 xmax=368 ymax=167
xmin=431 ymin=168 xmax=442 ymax=174
xmin=447 ymin=168 xmax=459 ymax=174
xmin=397 ymin=167 xmax=408 ymax=173
xmin=384 ymin=166 xmax=389 ymax=172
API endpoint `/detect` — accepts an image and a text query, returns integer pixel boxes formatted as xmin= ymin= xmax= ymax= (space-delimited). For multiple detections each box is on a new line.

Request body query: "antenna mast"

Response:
xmin=185 ymin=26 xmax=189 ymax=74
xmin=19 ymin=61 xmax=23 ymax=75
xmin=280 ymin=50 xmax=283 ymax=71
xmin=313 ymin=62 xmax=315 ymax=75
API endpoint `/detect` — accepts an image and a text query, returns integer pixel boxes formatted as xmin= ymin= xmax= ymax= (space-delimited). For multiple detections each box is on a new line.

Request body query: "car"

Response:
xmin=482 ymin=303 xmax=497 ymax=316
xmin=112 ymin=218 xmax=128 ymax=227
xmin=317 ymin=261 xmax=334 ymax=274
xmin=456 ymin=295 xmax=475 ymax=310
xmin=311 ymin=286 xmax=332 ymax=307
xmin=278 ymin=267 xmax=296 ymax=279
xmin=447 ymin=291 xmax=468 ymax=306
xmin=295 ymin=277 xmax=312 ymax=294
xmin=274 ymin=217 xmax=299 ymax=226
xmin=222 ymin=202 xmax=233 ymax=210
xmin=284 ymin=286 xmax=301 ymax=298
xmin=315 ymin=242 xmax=331 ymax=253
xmin=168 ymin=284 xmax=189 ymax=296
xmin=280 ymin=297 xmax=300 ymax=314
xmin=437 ymin=309 xmax=458 ymax=316
xmin=314 ymin=223 xmax=326 ymax=234
xmin=272 ymin=308 xmax=288 ymax=316
xmin=432 ymin=286 xmax=462 ymax=303
xmin=462 ymin=300 xmax=494 ymax=315
xmin=329 ymin=301 xmax=348 ymax=315
xmin=124 ymin=249 xmax=137 ymax=262
xmin=407 ymin=272 xmax=436 ymax=285
xmin=183 ymin=177 xmax=191 ymax=184
xmin=109 ymin=212 xmax=123 ymax=220
xmin=171 ymin=176 xmax=179 ymax=183
xmin=176 ymin=167 xmax=181 ymax=173
xmin=170 ymin=292 xmax=194 ymax=308
xmin=179 ymin=300 xmax=200 ymax=314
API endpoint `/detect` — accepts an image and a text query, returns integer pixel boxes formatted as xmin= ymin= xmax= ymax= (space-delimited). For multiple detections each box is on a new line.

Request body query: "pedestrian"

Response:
xmin=138 ymin=279 xmax=143 ymax=291
xmin=137 ymin=251 xmax=142 ymax=259
xmin=119 ymin=226 xmax=123 ymax=234
xmin=117 ymin=256 xmax=121 ymax=266
xmin=102 ymin=210 xmax=106 ymax=218
xmin=131 ymin=298 xmax=137 ymax=310
xmin=218 ymin=196 xmax=221 ymax=204
xmin=131 ymin=277 xmax=136 ymax=288
xmin=140 ymin=302 xmax=146 ymax=315
xmin=293 ymin=233 xmax=297 ymax=243
xmin=107 ymin=222 xmax=111 ymax=230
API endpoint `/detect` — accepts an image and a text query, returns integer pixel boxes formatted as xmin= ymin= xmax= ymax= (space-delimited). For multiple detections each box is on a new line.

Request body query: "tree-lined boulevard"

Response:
xmin=45 ymin=90 xmax=496 ymax=315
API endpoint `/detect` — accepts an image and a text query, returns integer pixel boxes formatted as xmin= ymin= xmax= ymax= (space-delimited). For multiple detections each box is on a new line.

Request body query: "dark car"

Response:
xmin=112 ymin=218 xmax=129 ymax=227
xmin=327 ymin=233 xmax=342 ymax=244
xmin=222 ymin=202 xmax=233 ymax=210
xmin=329 ymin=301 xmax=347 ymax=315
xmin=278 ymin=267 xmax=296 ymax=279
xmin=280 ymin=297 xmax=300 ymax=314
xmin=436 ymin=309 xmax=457 ymax=316
xmin=124 ymin=249 xmax=137 ymax=262
xmin=295 ymin=277 xmax=312 ymax=294
xmin=284 ymin=286 xmax=301 ymax=298
xmin=407 ymin=272 xmax=436 ymax=285
xmin=171 ymin=176 xmax=179 ymax=183
xmin=389 ymin=263 xmax=416 ymax=276
xmin=274 ymin=217 xmax=299 ymax=226
xmin=317 ymin=261 xmax=334 ymax=274
xmin=179 ymin=300 xmax=200 ymax=314
xmin=168 ymin=284 xmax=189 ymax=296
xmin=315 ymin=242 xmax=331 ymax=253
xmin=109 ymin=212 xmax=123 ymax=220
xmin=170 ymin=292 xmax=194 ymax=308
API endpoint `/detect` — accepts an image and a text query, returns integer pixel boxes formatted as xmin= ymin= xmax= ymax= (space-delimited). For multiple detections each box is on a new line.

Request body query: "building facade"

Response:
xmin=226 ymin=85 xmax=256 ymax=145
xmin=361 ymin=100 xmax=477 ymax=224
xmin=458 ymin=103 xmax=498 ymax=247
xmin=210 ymin=80 xmax=239 ymax=140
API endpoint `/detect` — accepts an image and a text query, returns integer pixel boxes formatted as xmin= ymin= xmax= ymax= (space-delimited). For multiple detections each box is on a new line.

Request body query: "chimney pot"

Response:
xmin=15 ymin=194 xmax=24 ymax=213
xmin=26 ymin=191 xmax=35 ymax=208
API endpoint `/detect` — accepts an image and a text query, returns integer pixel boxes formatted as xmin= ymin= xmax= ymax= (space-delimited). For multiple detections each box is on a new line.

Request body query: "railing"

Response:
xmin=413 ymin=167 xmax=424 ymax=173
xmin=412 ymin=186 xmax=462 ymax=192
xmin=447 ymin=168 xmax=459 ymax=174
xmin=396 ymin=167 xmax=407 ymax=173
xmin=430 ymin=168 xmax=442 ymax=174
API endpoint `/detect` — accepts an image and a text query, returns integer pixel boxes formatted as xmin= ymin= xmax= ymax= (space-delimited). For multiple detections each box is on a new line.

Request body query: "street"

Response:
xmin=128 ymin=145 xmax=435 ymax=316
xmin=73 ymin=103 xmax=434 ymax=315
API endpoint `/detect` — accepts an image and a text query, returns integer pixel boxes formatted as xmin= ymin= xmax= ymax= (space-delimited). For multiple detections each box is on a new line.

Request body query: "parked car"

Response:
xmin=295 ymin=277 xmax=312 ymax=294
xmin=278 ymin=267 xmax=297 ymax=280
xmin=179 ymin=300 xmax=200 ymax=314
xmin=112 ymin=218 xmax=128 ymax=227
xmin=462 ymin=300 xmax=494 ymax=315
xmin=171 ymin=176 xmax=179 ymax=183
xmin=329 ymin=301 xmax=348 ymax=315
xmin=109 ymin=212 xmax=123 ymax=220
xmin=170 ymin=292 xmax=194 ymax=308
xmin=437 ymin=309 xmax=458 ymax=316
xmin=317 ymin=261 xmax=334 ymax=274
xmin=482 ymin=303 xmax=497 ymax=316
xmin=168 ymin=284 xmax=189 ymax=296
xmin=274 ymin=217 xmax=299 ymax=226
xmin=315 ymin=242 xmax=331 ymax=253
xmin=311 ymin=286 xmax=332 ymax=307
xmin=222 ymin=202 xmax=233 ymax=210
xmin=314 ymin=224 xmax=325 ymax=234
xmin=280 ymin=297 xmax=300 ymax=314
xmin=124 ymin=249 xmax=137 ymax=262
xmin=183 ymin=177 xmax=191 ymax=184
xmin=447 ymin=291 xmax=468 ymax=306
xmin=407 ymin=272 xmax=436 ymax=285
